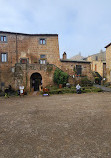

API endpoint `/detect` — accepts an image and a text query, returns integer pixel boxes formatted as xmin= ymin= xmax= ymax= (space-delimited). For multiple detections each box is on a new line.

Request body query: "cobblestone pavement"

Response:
xmin=0 ymin=93 xmax=111 ymax=158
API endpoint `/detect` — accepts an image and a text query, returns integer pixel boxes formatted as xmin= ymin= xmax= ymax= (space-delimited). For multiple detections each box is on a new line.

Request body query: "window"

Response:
xmin=1 ymin=82 xmax=5 ymax=87
xmin=40 ymin=54 xmax=46 ymax=64
xmin=40 ymin=55 xmax=46 ymax=59
xmin=40 ymin=59 xmax=46 ymax=64
xmin=76 ymin=65 xmax=82 ymax=75
xmin=20 ymin=58 xmax=29 ymax=64
xmin=1 ymin=53 xmax=7 ymax=62
xmin=95 ymin=56 xmax=98 ymax=61
xmin=40 ymin=39 xmax=46 ymax=45
xmin=0 ymin=36 xmax=7 ymax=42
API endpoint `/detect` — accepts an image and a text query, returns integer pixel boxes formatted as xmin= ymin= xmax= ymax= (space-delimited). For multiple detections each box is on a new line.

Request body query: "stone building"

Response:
xmin=86 ymin=50 xmax=106 ymax=78
xmin=105 ymin=43 xmax=111 ymax=82
xmin=0 ymin=31 xmax=92 ymax=92
xmin=0 ymin=31 xmax=60 ymax=91
xmin=60 ymin=59 xmax=92 ymax=79
xmin=62 ymin=52 xmax=92 ymax=79
xmin=70 ymin=52 xmax=84 ymax=61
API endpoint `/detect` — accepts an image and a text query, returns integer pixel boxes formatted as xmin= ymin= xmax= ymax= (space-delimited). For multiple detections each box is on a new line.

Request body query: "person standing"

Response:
xmin=19 ymin=85 xmax=24 ymax=96
xmin=76 ymin=84 xmax=81 ymax=94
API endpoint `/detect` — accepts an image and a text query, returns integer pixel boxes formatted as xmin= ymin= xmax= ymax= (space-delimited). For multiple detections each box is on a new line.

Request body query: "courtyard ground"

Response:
xmin=0 ymin=92 xmax=111 ymax=158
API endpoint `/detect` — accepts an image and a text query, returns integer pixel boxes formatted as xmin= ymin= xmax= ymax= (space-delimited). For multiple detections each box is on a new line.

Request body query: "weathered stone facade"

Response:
xmin=0 ymin=31 xmax=92 ymax=91
xmin=60 ymin=59 xmax=92 ymax=79
xmin=86 ymin=50 xmax=106 ymax=78
xmin=0 ymin=31 xmax=60 ymax=91
xmin=105 ymin=43 xmax=111 ymax=82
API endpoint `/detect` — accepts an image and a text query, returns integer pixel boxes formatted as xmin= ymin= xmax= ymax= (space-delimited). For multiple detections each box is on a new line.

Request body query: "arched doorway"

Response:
xmin=30 ymin=73 xmax=42 ymax=91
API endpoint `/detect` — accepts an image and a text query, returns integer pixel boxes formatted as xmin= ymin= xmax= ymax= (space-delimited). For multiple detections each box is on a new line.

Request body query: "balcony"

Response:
xmin=15 ymin=63 xmax=47 ymax=71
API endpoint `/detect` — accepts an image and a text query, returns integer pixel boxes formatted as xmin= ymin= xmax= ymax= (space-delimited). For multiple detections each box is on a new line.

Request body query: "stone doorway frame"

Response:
xmin=30 ymin=72 xmax=42 ymax=91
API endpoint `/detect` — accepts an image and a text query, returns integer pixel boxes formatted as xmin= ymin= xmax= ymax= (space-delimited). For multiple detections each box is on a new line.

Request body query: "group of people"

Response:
xmin=4 ymin=83 xmax=81 ymax=98
xmin=4 ymin=85 xmax=25 ymax=98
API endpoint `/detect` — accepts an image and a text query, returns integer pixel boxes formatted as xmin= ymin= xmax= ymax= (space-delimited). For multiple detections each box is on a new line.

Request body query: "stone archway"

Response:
xmin=30 ymin=73 xmax=42 ymax=91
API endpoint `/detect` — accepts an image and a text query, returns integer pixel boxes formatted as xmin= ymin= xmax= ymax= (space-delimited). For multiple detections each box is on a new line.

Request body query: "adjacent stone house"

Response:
xmin=61 ymin=52 xmax=93 ymax=84
xmin=0 ymin=31 xmax=92 ymax=92
xmin=0 ymin=31 xmax=60 ymax=91
xmin=86 ymin=50 xmax=106 ymax=78
xmin=105 ymin=43 xmax=111 ymax=82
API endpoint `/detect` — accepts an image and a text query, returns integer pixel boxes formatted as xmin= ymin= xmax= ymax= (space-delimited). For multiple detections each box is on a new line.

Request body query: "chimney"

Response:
xmin=63 ymin=52 xmax=67 ymax=60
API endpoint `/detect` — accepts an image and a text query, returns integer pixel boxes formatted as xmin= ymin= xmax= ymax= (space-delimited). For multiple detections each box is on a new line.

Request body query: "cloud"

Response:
xmin=0 ymin=0 xmax=111 ymax=57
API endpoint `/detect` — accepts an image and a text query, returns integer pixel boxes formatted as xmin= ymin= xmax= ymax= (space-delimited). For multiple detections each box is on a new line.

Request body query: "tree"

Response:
xmin=53 ymin=68 xmax=69 ymax=86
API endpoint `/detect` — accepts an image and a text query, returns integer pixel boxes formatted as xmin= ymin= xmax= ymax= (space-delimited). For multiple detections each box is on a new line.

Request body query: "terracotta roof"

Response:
xmin=105 ymin=43 xmax=111 ymax=48
xmin=0 ymin=31 xmax=58 ymax=36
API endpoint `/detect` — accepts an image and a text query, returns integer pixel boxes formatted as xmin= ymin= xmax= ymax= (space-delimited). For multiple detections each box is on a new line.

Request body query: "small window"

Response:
xmin=40 ymin=55 xmax=46 ymax=59
xmin=76 ymin=65 xmax=82 ymax=75
xmin=0 ymin=36 xmax=7 ymax=42
xmin=40 ymin=59 xmax=46 ymax=64
xmin=95 ymin=56 xmax=98 ymax=61
xmin=1 ymin=53 xmax=7 ymax=62
xmin=20 ymin=58 xmax=29 ymax=64
xmin=1 ymin=82 xmax=5 ymax=87
xmin=40 ymin=39 xmax=46 ymax=45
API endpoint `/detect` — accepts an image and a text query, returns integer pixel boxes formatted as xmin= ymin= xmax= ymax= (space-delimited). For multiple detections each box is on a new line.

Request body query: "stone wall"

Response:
xmin=0 ymin=31 xmax=93 ymax=91
xmin=91 ymin=61 xmax=106 ymax=77
xmin=0 ymin=32 xmax=60 ymax=90
xmin=87 ymin=51 xmax=106 ymax=77
xmin=60 ymin=60 xmax=92 ymax=79
xmin=87 ymin=51 xmax=106 ymax=61
xmin=14 ymin=63 xmax=55 ymax=91
xmin=106 ymin=45 xmax=111 ymax=82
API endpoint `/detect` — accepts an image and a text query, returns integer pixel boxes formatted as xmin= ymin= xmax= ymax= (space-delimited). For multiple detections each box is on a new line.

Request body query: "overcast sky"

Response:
xmin=0 ymin=0 xmax=111 ymax=58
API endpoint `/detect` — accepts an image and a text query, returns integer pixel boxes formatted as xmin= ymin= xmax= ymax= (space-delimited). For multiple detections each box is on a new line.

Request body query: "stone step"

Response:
xmin=32 ymin=91 xmax=40 ymax=95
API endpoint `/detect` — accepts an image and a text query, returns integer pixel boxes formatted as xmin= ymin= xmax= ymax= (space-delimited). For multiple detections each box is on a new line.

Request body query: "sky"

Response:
xmin=0 ymin=0 xmax=111 ymax=58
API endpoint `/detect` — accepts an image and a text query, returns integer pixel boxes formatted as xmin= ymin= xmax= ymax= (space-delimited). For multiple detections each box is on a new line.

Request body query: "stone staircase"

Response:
xmin=32 ymin=91 xmax=41 ymax=96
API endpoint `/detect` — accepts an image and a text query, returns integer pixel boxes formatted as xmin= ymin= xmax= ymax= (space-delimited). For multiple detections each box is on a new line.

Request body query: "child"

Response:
xmin=19 ymin=86 xmax=24 ymax=96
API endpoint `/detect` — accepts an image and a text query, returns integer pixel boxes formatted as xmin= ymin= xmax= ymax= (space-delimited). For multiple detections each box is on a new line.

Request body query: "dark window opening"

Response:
xmin=95 ymin=56 xmax=98 ymax=61
xmin=40 ymin=39 xmax=46 ymax=45
xmin=20 ymin=58 xmax=29 ymax=64
xmin=1 ymin=82 xmax=5 ymax=87
xmin=40 ymin=54 xmax=46 ymax=59
xmin=76 ymin=65 xmax=82 ymax=75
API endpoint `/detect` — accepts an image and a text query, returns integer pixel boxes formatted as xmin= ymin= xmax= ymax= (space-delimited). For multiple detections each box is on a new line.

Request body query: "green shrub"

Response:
xmin=53 ymin=68 xmax=69 ymax=86
xmin=81 ymin=77 xmax=93 ymax=87
xmin=48 ymin=86 xmax=102 ymax=95
xmin=81 ymin=87 xmax=102 ymax=93
xmin=95 ymin=77 xmax=100 ymax=84
xmin=0 ymin=91 xmax=5 ymax=97
xmin=49 ymin=88 xmax=76 ymax=94
xmin=95 ymin=72 xmax=102 ymax=80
